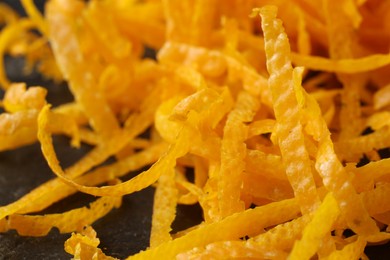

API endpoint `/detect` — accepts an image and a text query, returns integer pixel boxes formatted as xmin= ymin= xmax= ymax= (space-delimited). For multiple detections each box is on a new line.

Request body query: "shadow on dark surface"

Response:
xmin=93 ymin=188 xmax=155 ymax=258
xmin=0 ymin=229 xmax=71 ymax=260
xmin=0 ymin=133 xmax=93 ymax=207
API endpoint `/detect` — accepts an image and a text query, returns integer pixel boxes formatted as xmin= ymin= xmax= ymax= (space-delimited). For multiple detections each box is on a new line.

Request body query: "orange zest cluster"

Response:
xmin=1 ymin=0 xmax=390 ymax=259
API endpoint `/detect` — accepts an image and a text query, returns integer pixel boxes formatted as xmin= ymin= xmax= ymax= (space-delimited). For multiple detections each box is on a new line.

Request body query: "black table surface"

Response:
xmin=1 ymin=1 xmax=390 ymax=259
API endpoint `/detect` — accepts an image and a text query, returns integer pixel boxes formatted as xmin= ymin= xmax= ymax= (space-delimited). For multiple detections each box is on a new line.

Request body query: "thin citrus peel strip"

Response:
xmin=258 ymin=5 xmax=320 ymax=214
xmin=0 ymin=195 xmax=121 ymax=236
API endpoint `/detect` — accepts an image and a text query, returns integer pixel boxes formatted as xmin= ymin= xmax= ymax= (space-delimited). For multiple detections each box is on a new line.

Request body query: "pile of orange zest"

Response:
xmin=1 ymin=0 xmax=390 ymax=259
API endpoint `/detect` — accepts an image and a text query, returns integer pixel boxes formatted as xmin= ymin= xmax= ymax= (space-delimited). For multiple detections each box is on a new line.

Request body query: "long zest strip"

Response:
xmin=38 ymin=104 xmax=190 ymax=197
xmin=150 ymin=168 xmax=178 ymax=248
xmin=128 ymin=198 xmax=300 ymax=259
xmin=46 ymin=0 xmax=120 ymax=141
xmin=0 ymin=196 xmax=121 ymax=236
xmin=258 ymin=5 xmax=320 ymax=214
xmin=291 ymin=53 xmax=390 ymax=73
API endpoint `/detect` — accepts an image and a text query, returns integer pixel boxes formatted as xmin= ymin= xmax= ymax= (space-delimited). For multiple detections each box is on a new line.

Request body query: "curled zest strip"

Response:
xmin=38 ymin=104 xmax=189 ymax=197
